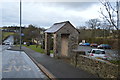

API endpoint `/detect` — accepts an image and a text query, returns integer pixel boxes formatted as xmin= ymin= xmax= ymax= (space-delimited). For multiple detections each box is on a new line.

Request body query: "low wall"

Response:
xmin=71 ymin=53 xmax=119 ymax=78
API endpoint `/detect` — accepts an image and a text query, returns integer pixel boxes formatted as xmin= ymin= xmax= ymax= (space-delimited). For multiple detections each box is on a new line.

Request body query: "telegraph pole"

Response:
xmin=117 ymin=1 xmax=120 ymax=52
xmin=20 ymin=0 xmax=22 ymax=50
xmin=118 ymin=1 xmax=120 ymax=29
xmin=117 ymin=1 xmax=119 ymax=29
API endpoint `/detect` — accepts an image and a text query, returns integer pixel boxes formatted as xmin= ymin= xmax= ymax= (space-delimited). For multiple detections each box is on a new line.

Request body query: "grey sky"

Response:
xmin=1 ymin=1 xmax=104 ymax=28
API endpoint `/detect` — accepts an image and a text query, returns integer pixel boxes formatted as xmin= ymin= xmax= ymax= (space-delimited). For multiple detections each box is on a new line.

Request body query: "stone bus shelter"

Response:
xmin=45 ymin=21 xmax=80 ymax=58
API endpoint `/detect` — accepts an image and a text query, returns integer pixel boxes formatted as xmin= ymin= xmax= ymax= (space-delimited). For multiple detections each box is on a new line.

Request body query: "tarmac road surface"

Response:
xmin=1 ymin=36 xmax=49 ymax=79
xmin=2 ymin=46 xmax=49 ymax=79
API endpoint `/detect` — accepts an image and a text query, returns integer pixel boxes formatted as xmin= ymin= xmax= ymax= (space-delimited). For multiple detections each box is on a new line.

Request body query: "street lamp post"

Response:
xmin=20 ymin=0 xmax=22 ymax=50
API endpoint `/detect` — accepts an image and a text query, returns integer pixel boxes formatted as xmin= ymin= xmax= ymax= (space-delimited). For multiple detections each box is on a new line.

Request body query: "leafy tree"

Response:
xmin=22 ymin=24 xmax=45 ymax=46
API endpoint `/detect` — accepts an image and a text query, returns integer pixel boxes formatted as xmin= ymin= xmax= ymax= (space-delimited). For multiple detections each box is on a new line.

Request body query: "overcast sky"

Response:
xmin=1 ymin=0 xmax=116 ymax=28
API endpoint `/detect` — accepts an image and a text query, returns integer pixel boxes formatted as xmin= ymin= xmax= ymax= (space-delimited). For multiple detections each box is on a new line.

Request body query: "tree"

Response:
xmin=86 ymin=19 xmax=101 ymax=29
xmin=22 ymin=24 xmax=45 ymax=46
xmin=85 ymin=19 xmax=101 ymax=42
xmin=100 ymin=0 xmax=120 ymax=52
xmin=99 ymin=0 xmax=119 ymax=30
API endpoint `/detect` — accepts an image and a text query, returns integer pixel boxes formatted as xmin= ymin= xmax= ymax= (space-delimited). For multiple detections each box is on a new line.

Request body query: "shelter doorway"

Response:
xmin=49 ymin=34 xmax=54 ymax=56
xmin=61 ymin=34 xmax=69 ymax=56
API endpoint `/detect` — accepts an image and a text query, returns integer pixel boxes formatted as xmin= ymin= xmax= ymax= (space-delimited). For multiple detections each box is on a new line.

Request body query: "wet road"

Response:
xmin=2 ymin=49 xmax=48 ymax=79
xmin=77 ymin=46 xmax=119 ymax=60
xmin=0 ymin=45 xmax=2 ymax=80
xmin=3 ymin=36 xmax=14 ymax=45
xmin=1 ymin=36 xmax=49 ymax=79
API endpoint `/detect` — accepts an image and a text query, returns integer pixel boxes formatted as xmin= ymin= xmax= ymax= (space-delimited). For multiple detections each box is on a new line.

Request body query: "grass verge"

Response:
xmin=23 ymin=45 xmax=53 ymax=54
xmin=23 ymin=45 xmax=45 ymax=53
xmin=110 ymin=60 xmax=120 ymax=65
xmin=2 ymin=32 xmax=14 ymax=40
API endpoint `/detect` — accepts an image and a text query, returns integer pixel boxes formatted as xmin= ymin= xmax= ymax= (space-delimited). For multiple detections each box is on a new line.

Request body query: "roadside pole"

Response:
xmin=116 ymin=0 xmax=120 ymax=56
xmin=117 ymin=1 xmax=120 ymax=54
xmin=117 ymin=1 xmax=119 ymax=29
xmin=20 ymin=0 xmax=22 ymax=50
xmin=118 ymin=1 xmax=120 ymax=29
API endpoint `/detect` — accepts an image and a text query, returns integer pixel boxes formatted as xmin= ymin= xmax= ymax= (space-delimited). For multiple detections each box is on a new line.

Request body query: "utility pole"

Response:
xmin=118 ymin=1 xmax=120 ymax=29
xmin=117 ymin=1 xmax=120 ymax=29
xmin=117 ymin=1 xmax=120 ymax=52
xmin=20 ymin=0 xmax=22 ymax=50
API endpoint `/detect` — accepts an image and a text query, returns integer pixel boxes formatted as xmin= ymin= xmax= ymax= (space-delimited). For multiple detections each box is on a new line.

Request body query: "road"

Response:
xmin=3 ymin=36 xmax=14 ymax=45
xmin=1 ymin=36 xmax=49 ymax=79
xmin=0 ymin=44 xmax=2 ymax=80
xmin=77 ymin=46 xmax=119 ymax=60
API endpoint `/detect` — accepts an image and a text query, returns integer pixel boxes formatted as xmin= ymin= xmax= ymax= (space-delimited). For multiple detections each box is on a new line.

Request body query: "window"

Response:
xmin=92 ymin=50 xmax=95 ymax=53
xmin=101 ymin=51 xmax=105 ymax=54
xmin=95 ymin=50 xmax=105 ymax=54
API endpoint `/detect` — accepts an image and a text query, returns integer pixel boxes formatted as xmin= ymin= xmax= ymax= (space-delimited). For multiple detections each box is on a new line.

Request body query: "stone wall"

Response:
xmin=45 ymin=33 xmax=51 ymax=55
xmin=55 ymin=22 xmax=79 ymax=57
xmin=71 ymin=53 xmax=119 ymax=78
xmin=45 ymin=21 xmax=79 ymax=58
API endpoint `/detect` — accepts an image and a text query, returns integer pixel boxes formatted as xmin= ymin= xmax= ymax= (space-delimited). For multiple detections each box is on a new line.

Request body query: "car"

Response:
xmin=79 ymin=43 xmax=90 ymax=46
xmin=83 ymin=43 xmax=90 ymax=46
xmin=88 ymin=49 xmax=107 ymax=60
xmin=2 ymin=43 xmax=5 ymax=45
xmin=5 ymin=42 xmax=10 ymax=45
xmin=97 ymin=44 xmax=111 ymax=49
xmin=90 ymin=43 xmax=98 ymax=47
xmin=79 ymin=42 xmax=84 ymax=46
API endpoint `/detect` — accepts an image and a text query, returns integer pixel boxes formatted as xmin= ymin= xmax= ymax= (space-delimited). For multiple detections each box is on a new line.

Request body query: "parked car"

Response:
xmin=83 ymin=43 xmax=90 ymax=46
xmin=2 ymin=43 xmax=5 ymax=45
xmin=88 ymin=49 xmax=107 ymax=60
xmin=79 ymin=42 xmax=84 ymax=46
xmin=79 ymin=43 xmax=90 ymax=46
xmin=5 ymin=42 xmax=10 ymax=45
xmin=90 ymin=43 xmax=98 ymax=47
xmin=97 ymin=44 xmax=111 ymax=49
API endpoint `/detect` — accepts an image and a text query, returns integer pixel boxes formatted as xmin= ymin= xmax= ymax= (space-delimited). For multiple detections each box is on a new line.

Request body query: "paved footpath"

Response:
xmin=9 ymin=46 xmax=100 ymax=79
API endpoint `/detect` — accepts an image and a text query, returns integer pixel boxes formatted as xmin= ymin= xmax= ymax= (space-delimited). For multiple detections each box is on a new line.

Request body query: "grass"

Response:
xmin=23 ymin=45 xmax=53 ymax=54
xmin=110 ymin=60 xmax=120 ymax=65
xmin=23 ymin=45 xmax=45 ymax=53
xmin=2 ymin=32 xmax=14 ymax=40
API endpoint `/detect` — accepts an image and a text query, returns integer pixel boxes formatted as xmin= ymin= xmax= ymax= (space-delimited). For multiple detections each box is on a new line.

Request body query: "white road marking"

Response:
xmin=2 ymin=46 xmax=48 ymax=78
xmin=14 ymin=66 xmax=21 ymax=71
xmin=3 ymin=66 xmax=12 ymax=72
xmin=23 ymin=65 xmax=32 ymax=71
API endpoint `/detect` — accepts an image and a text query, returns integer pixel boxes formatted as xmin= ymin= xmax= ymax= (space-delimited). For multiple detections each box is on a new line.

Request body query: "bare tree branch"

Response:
xmin=99 ymin=0 xmax=119 ymax=30
xmin=99 ymin=8 xmax=111 ymax=24
xmin=109 ymin=2 xmax=117 ymax=12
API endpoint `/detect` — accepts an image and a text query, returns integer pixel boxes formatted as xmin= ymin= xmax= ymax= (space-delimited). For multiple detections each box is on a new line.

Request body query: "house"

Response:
xmin=45 ymin=21 xmax=80 ymax=58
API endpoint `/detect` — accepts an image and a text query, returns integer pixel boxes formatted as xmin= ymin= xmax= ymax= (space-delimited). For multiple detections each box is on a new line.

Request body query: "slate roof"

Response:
xmin=45 ymin=21 xmax=80 ymax=34
xmin=45 ymin=21 xmax=69 ymax=33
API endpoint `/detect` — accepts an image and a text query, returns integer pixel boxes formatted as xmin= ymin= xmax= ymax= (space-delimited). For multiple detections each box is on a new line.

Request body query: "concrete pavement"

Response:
xmin=9 ymin=46 xmax=100 ymax=79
